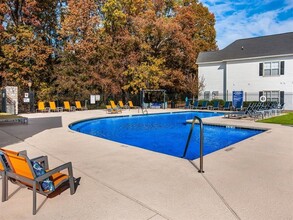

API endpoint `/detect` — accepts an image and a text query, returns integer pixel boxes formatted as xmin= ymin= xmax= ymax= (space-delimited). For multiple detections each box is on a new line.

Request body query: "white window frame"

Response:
xmin=263 ymin=61 xmax=280 ymax=76
xmin=204 ymin=91 xmax=210 ymax=100
xmin=212 ymin=91 xmax=219 ymax=99
xmin=263 ymin=91 xmax=280 ymax=102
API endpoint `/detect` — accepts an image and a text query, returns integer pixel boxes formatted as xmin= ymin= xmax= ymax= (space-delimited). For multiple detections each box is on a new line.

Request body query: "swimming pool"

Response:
xmin=70 ymin=111 xmax=264 ymax=160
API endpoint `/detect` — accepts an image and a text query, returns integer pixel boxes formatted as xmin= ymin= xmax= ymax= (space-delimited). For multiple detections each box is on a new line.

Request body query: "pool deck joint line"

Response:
xmin=0 ymin=109 xmax=292 ymax=219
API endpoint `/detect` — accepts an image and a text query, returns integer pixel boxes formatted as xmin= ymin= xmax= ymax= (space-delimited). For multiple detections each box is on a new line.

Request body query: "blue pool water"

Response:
xmin=70 ymin=112 xmax=264 ymax=160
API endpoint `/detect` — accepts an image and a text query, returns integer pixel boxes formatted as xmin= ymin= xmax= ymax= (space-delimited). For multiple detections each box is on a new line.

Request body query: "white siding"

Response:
xmin=198 ymin=55 xmax=293 ymax=110
xmin=198 ymin=63 xmax=224 ymax=100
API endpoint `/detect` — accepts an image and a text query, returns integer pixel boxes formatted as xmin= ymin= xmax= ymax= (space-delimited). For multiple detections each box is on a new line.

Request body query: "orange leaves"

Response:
xmin=0 ymin=0 xmax=217 ymax=105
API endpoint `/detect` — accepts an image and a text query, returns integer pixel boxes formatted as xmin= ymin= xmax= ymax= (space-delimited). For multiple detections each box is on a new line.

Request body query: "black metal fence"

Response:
xmin=200 ymin=92 xmax=293 ymax=110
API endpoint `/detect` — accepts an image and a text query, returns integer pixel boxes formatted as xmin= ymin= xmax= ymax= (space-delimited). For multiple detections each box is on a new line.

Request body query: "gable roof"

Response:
xmin=197 ymin=32 xmax=293 ymax=64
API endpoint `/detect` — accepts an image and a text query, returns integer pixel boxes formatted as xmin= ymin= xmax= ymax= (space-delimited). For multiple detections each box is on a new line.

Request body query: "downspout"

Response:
xmin=223 ymin=62 xmax=227 ymax=101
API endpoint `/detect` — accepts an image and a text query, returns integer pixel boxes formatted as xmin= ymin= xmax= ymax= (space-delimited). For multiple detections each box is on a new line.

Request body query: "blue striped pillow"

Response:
xmin=31 ymin=161 xmax=55 ymax=192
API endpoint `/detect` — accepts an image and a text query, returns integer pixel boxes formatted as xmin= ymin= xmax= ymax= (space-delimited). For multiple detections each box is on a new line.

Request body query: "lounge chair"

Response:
xmin=128 ymin=101 xmax=139 ymax=109
xmin=106 ymin=105 xmax=121 ymax=114
xmin=49 ymin=101 xmax=63 ymax=112
xmin=233 ymin=101 xmax=242 ymax=111
xmin=192 ymin=101 xmax=198 ymax=109
xmin=109 ymin=101 xmax=122 ymax=112
xmin=184 ymin=100 xmax=190 ymax=109
xmin=64 ymin=101 xmax=76 ymax=111
xmin=211 ymin=101 xmax=219 ymax=110
xmin=118 ymin=101 xmax=128 ymax=109
xmin=222 ymin=101 xmax=231 ymax=110
xmin=36 ymin=102 xmax=50 ymax=112
xmin=75 ymin=101 xmax=87 ymax=111
xmin=0 ymin=148 xmax=75 ymax=215
xmin=224 ymin=103 xmax=255 ymax=119
xmin=199 ymin=101 xmax=208 ymax=109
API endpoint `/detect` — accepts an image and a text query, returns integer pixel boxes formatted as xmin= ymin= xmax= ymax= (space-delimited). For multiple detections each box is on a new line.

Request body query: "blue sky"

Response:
xmin=199 ymin=0 xmax=293 ymax=49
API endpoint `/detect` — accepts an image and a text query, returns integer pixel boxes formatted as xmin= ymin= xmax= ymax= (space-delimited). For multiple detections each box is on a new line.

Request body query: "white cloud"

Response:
xmin=199 ymin=0 xmax=293 ymax=49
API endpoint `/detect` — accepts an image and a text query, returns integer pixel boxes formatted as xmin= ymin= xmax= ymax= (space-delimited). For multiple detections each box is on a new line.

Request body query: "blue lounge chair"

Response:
xmin=233 ymin=101 xmax=242 ymax=111
xmin=200 ymin=101 xmax=208 ymax=109
xmin=185 ymin=100 xmax=190 ymax=109
xmin=222 ymin=101 xmax=231 ymax=110
xmin=192 ymin=101 xmax=199 ymax=109
xmin=212 ymin=101 xmax=219 ymax=110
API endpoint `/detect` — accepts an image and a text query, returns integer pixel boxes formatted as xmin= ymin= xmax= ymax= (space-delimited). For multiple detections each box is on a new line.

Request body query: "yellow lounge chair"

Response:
xmin=106 ymin=105 xmax=120 ymax=114
xmin=49 ymin=101 xmax=63 ymax=112
xmin=128 ymin=101 xmax=139 ymax=109
xmin=110 ymin=101 xmax=122 ymax=113
xmin=118 ymin=101 xmax=128 ymax=109
xmin=75 ymin=101 xmax=87 ymax=111
xmin=36 ymin=101 xmax=49 ymax=112
xmin=64 ymin=101 xmax=76 ymax=111
xmin=0 ymin=148 xmax=75 ymax=215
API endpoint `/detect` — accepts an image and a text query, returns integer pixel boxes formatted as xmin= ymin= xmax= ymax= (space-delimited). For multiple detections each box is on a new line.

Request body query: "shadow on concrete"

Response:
xmin=0 ymin=116 xmax=63 ymax=147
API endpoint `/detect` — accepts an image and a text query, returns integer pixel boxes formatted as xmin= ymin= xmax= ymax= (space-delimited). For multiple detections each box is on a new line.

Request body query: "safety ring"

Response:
xmin=260 ymin=96 xmax=266 ymax=102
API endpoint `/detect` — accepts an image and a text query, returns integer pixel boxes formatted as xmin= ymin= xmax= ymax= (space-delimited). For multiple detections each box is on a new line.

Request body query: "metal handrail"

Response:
xmin=182 ymin=116 xmax=204 ymax=173
xmin=140 ymin=106 xmax=148 ymax=114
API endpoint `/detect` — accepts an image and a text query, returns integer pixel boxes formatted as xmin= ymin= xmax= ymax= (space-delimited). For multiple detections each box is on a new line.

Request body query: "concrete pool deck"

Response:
xmin=0 ymin=109 xmax=292 ymax=219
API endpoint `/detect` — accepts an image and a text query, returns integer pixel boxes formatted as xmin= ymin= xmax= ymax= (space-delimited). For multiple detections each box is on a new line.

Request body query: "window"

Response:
xmin=212 ymin=91 xmax=219 ymax=99
xmin=260 ymin=61 xmax=284 ymax=76
xmin=264 ymin=62 xmax=279 ymax=76
xmin=263 ymin=91 xmax=280 ymax=102
xmin=204 ymin=91 xmax=210 ymax=100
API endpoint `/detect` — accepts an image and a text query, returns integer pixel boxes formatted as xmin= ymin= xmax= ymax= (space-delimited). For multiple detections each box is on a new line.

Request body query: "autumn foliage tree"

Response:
xmin=0 ymin=0 xmax=217 ymax=111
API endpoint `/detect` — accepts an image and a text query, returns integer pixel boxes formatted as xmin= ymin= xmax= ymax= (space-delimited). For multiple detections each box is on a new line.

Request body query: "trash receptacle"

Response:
xmin=171 ymin=101 xmax=175 ymax=108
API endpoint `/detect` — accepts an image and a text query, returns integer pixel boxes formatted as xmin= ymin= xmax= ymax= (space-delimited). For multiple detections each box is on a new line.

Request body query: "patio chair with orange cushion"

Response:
xmin=0 ymin=148 xmax=75 ymax=215
xmin=37 ymin=101 xmax=50 ymax=112
xmin=0 ymin=148 xmax=28 ymax=202
xmin=0 ymin=150 xmax=7 ymax=202
xmin=49 ymin=101 xmax=63 ymax=112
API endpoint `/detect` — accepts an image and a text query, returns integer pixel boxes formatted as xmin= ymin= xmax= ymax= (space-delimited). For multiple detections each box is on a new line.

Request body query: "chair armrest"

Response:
xmin=70 ymin=106 xmax=76 ymax=111
xmin=35 ymin=162 xmax=73 ymax=182
xmin=31 ymin=156 xmax=49 ymax=170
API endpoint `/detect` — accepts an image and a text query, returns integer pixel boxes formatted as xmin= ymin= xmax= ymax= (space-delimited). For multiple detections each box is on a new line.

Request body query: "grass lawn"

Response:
xmin=258 ymin=113 xmax=293 ymax=125
xmin=0 ymin=113 xmax=25 ymax=119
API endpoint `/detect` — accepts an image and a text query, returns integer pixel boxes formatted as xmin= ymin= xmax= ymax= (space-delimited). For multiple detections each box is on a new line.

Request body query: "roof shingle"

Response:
xmin=197 ymin=32 xmax=293 ymax=63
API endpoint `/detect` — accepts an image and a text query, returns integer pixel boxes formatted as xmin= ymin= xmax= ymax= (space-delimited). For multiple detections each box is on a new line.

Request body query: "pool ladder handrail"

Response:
xmin=182 ymin=116 xmax=204 ymax=173
xmin=141 ymin=106 xmax=148 ymax=114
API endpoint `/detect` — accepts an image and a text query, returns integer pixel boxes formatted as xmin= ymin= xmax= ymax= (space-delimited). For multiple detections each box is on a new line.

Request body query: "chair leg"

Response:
xmin=1 ymin=173 xmax=5 ymax=202
xmin=2 ymin=174 xmax=8 ymax=202
xmin=33 ymin=182 xmax=37 ymax=215
xmin=68 ymin=164 xmax=75 ymax=195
